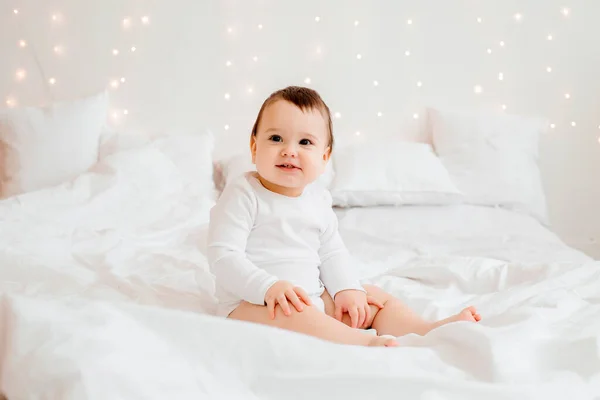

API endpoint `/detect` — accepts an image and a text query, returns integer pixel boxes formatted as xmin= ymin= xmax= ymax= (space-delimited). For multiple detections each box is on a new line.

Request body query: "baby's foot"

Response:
xmin=368 ymin=335 xmax=399 ymax=347
xmin=447 ymin=306 xmax=482 ymax=323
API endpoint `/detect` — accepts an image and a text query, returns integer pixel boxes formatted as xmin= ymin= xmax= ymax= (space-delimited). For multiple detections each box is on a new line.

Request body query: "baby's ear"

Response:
xmin=322 ymin=147 xmax=331 ymax=162
xmin=250 ymin=135 xmax=257 ymax=164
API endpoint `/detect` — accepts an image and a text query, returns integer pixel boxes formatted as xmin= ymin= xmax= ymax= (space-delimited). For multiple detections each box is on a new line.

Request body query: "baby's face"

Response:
xmin=251 ymin=100 xmax=330 ymax=196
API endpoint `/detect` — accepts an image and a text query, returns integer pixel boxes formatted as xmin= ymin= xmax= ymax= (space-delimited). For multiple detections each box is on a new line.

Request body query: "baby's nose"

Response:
xmin=281 ymin=145 xmax=298 ymax=156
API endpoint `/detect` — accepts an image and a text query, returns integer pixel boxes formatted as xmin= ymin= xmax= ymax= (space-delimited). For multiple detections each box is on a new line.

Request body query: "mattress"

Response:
xmin=0 ymin=157 xmax=598 ymax=399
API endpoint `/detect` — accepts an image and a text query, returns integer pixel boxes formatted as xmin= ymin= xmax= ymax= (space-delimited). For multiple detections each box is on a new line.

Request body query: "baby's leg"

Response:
xmin=321 ymin=285 xmax=481 ymax=337
xmin=228 ymin=301 xmax=398 ymax=347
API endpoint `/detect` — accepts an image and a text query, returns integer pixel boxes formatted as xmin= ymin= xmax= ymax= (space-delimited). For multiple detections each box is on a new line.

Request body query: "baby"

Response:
xmin=207 ymin=86 xmax=481 ymax=347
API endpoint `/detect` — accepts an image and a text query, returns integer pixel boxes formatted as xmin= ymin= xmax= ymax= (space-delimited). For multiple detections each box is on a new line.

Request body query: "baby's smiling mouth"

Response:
xmin=276 ymin=163 xmax=301 ymax=170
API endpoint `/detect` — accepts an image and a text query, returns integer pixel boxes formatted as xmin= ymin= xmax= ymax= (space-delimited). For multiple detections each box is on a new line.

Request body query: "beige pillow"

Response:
xmin=0 ymin=91 xmax=109 ymax=199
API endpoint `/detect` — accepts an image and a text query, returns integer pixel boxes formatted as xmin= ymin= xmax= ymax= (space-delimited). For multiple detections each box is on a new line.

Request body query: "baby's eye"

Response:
xmin=269 ymin=135 xmax=283 ymax=142
xmin=299 ymin=138 xmax=313 ymax=146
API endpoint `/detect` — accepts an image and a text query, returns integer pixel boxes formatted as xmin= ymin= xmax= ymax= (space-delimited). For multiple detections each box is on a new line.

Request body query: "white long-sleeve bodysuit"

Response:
xmin=207 ymin=172 xmax=365 ymax=317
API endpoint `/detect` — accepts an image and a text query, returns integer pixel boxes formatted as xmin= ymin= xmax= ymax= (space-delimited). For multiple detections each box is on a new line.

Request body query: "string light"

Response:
xmin=225 ymin=60 xmax=232 ymax=67
xmin=53 ymin=45 xmax=64 ymax=55
xmin=373 ymin=80 xmax=379 ymax=86
xmin=565 ymin=93 xmax=571 ymax=99
xmin=407 ymin=19 xmax=413 ymax=25
xmin=15 ymin=69 xmax=26 ymax=81
xmin=514 ymin=13 xmax=523 ymax=21
xmin=6 ymin=97 xmax=17 ymax=108
xmin=354 ymin=20 xmax=359 ymax=27
xmin=227 ymin=27 xmax=233 ymax=33
xmin=51 ymin=13 xmax=61 ymax=22
xmin=131 ymin=46 xmax=136 ymax=52
xmin=550 ymin=123 xmax=556 ymax=129
xmin=304 ymin=77 xmax=311 ymax=84
xmin=123 ymin=109 xmax=129 ymax=115
xmin=417 ymin=81 xmax=422 ymax=87
xmin=141 ymin=16 xmax=150 ymax=25
xmin=247 ymin=86 xmax=253 ymax=93
xmin=502 ymin=104 xmax=507 ymax=110
xmin=487 ymin=48 xmax=492 ymax=54
xmin=547 ymin=34 xmax=553 ymax=41
xmin=49 ymin=78 xmax=56 ymax=85
xmin=547 ymin=66 xmax=552 ymax=72
xmin=258 ymin=24 xmax=263 ymax=30
xmin=571 ymin=121 xmax=576 ymax=127
xmin=474 ymin=85 xmax=483 ymax=94
xmin=18 ymin=40 xmax=27 ymax=48
xmin=413 ymin=113 xmax=419 ymax=119
xmin=377 ymin=111 xmax=383 ymax=117
xmin=13 ymin=9 xmax=19 ymax=14
xmin=253 ymin=56 xmax=258 ymax=62
xmin=120 ymin=77 xmax=126 ymax=83
xmin=499 ymin=41 xmax=505 ymax=47
xmin=562 ymin=8 xmax=570 ymax=16
xmin=224 ymin=124 xmax=230 ymax=130
xmin=316 ymin=46 xmax=322 ymax=54
xmin=110 ymin=80 xmax=120 ymax=89
xmin=355 ymin=131 xmax=361 ymax=136
xmin=498 ymin=72 xmax=504 ymax=81
xmin=477 ymin=17 xmax=482 ymax=23
xmin=334 ymin=112 xmax=341 ymax=119
xmin=405 ymin=50 xmax=410 ymax=56
xmin=224 ymin=93 xmax=230 ymax=100
xmin=315 ymin=16 xmax=320 ymax=22
xmin=122 ymin=18 xmax=132 ymax=29
xmin=112 ymin=49 xmax=119 ymax=56
xmin=356 ymin=53 xmax=362 ymax=59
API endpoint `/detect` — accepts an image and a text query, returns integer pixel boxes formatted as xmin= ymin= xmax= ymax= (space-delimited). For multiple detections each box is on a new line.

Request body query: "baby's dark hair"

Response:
xmin=251 ymin=86 xmax=334 ymax=151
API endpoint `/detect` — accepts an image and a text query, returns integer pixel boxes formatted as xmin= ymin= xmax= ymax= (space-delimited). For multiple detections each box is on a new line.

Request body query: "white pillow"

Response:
xmin=217 ymin=151 xmax=335 ymax=191
xmin=0 ymin=91 xmax=109 ymax=199
xmin=330 ymin=140 xmax=462 ymax=207
xmin=428 ymin=107 xmax=548 ymax=223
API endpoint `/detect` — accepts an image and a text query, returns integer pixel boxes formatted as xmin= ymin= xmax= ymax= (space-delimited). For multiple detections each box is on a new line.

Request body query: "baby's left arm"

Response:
xmin=318 ymin=195 xmax=365 ymax=299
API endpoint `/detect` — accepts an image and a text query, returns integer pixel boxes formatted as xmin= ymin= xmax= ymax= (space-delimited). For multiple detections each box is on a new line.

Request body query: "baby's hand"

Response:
xmin=264 ymin=280 xmax=312 ymax=319
xmin=334 ymin=289 xmax=381 ymax=329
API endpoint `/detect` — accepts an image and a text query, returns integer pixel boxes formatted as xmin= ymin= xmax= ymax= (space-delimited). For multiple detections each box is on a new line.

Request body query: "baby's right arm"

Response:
xmin=207 ymin=180 xmax=278 ymax=305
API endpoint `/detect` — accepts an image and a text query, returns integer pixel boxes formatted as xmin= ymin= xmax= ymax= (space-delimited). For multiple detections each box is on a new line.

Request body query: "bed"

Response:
xmin=1 ymin=99 xmax=599 ymax=399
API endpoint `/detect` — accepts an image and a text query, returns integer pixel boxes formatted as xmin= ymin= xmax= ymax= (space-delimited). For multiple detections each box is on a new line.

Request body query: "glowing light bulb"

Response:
xmin=122 ymin=18 xmax=132 ymax=29
xmin=112 ymin=49 xmax=119 ymax=56
xmin=123 ymin=109 xmax=129 ymax=115
xmin=547 ymin=34 xmax=553 ymax=41
xmin=477 ymin=17 xmax=482 ymax=23
xmin=110 ymin=80 xmax=120 ymax=89
xmin=304 ymin=77 xmax=311 ymax=84
xmin=499 ymin=41 xmax=505 ymax=47
xmin=597 ymin=136 xmax=600 ymax=144
xmin=571 ymin=121 xmax=576 ymax=127
xmin=417 ymin=81 xmax=422 ymax=87
xmin=258 ymin=24 xmax=263 ymax=30
xmin=502 ymin=104 xmax=507 ymax=110
xmin=487 ymin=48 xmax=492 ymax=54
xmin=335 ymin=112 xmax=341 ymax=119
xmin=547 ymin=66 xmax=552 ymax=72
xmin=377 ymin=112 xmax=383 ymax=117
xmin=498 ymin=72 xmax=504 ymax=81
xmin=405 ymin=50 xmax=410 ymax=56
xmin=53 ymin=45 xmax=63 ymax=54
xmin=18 ymin=40 xmax=27 ymax=48
xmin=224 ymin=93 xmax=230 ymax=100
xmin=224 ymin=124 xmax=230 ymax=130
xmin=131 ymin=46 xmax=136 ymax=52
xmin=565 ymin=93 xmax=571 ymax=99
xmin=316 ymin=46 xmax=322 ymax=54
xmin=225 ymin=60 xmax=232 ymax=67
xmin=141 ymin=16 xmax=150 ymax=25
xmin=355 ymin=131 xmax=361 ymax=136
xmin=49 ymin=78 xmax=56 ymax=85
xmin=550 ymin=123 xmax=556 ymax=129
xmin=354 ymin=20 xmax=359 ymax=26
xmin=407 ymin=19 xmax=413 ymax=25
xmin=13 ymin=9 xmax=19 ymax=14
xmin=247 ymin=86 xmax=253 ymax=93
xmin=373 ymin=80 xmax=379 ymax=86
xmin=6 ymin=97 xmax=17 ymax=107
xmin=51 ymin=14 xmax=58 ymax=21
xmin=15 ymin=69 xmax=26 ymax=81
xmin=227 ymin=27 xmax=233 ymax=33
xmin=514 ymin=13 xmax=523 ymax=21
xmin=474 ymin=85 xmax=483 ymax=94
xmin=413 ymin=113 xmax=419 ymax=119
xmin=253 ymin=56 xmax=258 ymax=62
xmin=356 ymin=53 xmax=362 ymax=59
xmin=562 ymin=8 xmax=570 ymax=16
xmin=315 ymin=16 xmax=320 ymax=22
xmin=120 ymin=77 xmax=126 ymax=83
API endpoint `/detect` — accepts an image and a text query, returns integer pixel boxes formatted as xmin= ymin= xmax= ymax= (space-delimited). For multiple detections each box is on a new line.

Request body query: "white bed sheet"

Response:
xmin=0 ymin=150 xmax=599 ymax=399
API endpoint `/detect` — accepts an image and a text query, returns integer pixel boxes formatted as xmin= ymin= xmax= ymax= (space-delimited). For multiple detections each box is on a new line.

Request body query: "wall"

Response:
xmin=1 ymin=0 xmax=599 ymax=258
